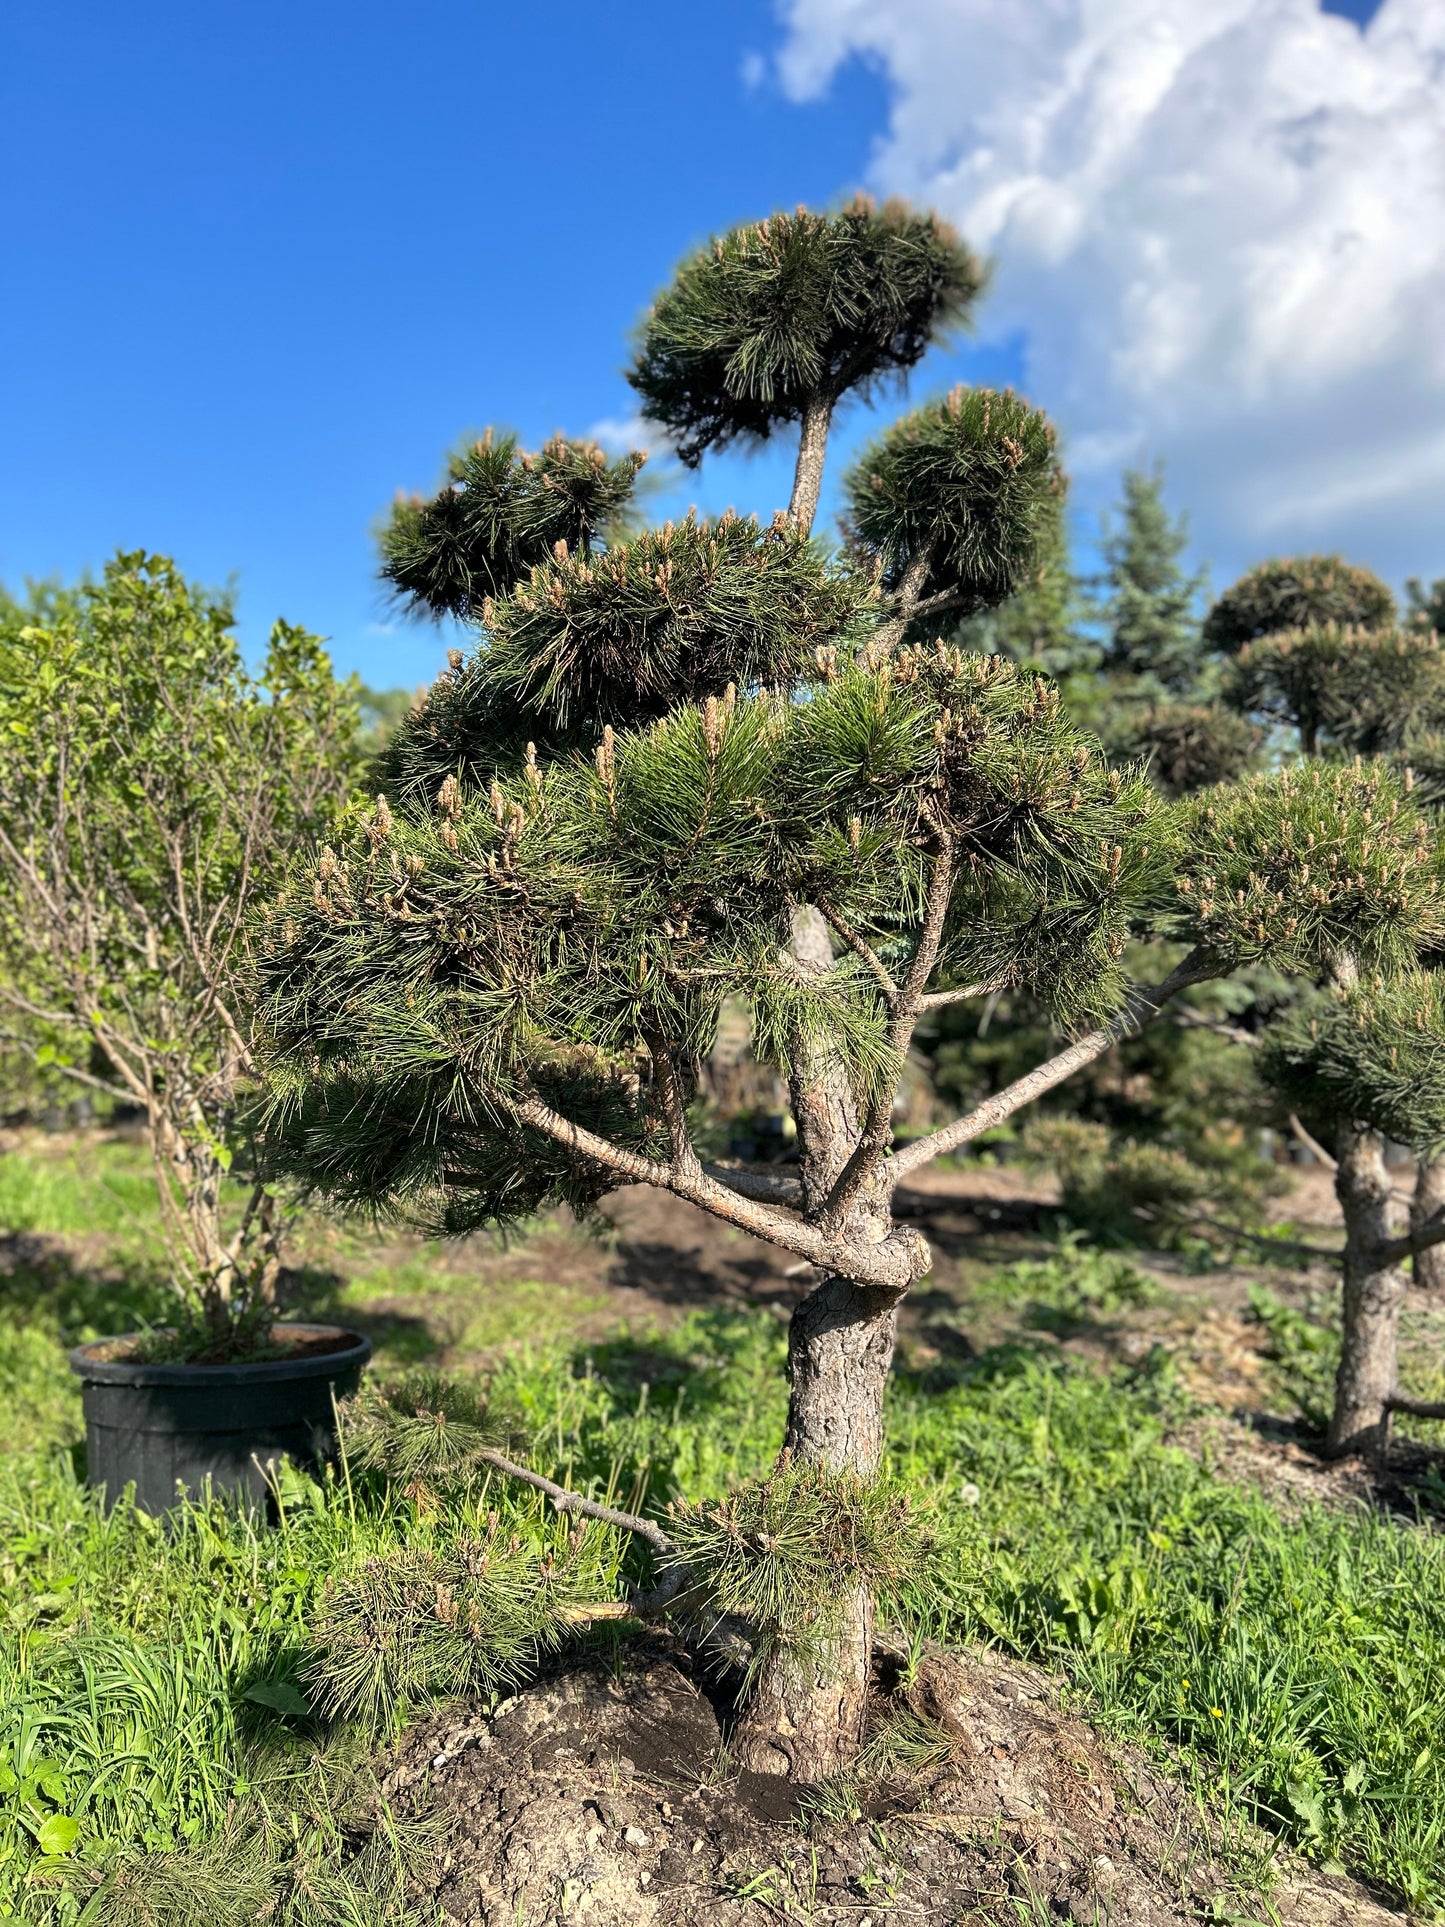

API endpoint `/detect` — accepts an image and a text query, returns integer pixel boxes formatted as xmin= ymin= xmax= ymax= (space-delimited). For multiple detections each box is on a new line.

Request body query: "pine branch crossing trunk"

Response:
xmin=733 ymin=907 xmax=901 ymax=1781
xmin=1326 ymin=1123 xmax=1408 ymax=1460
xmin=1412 ymin=1154 xmax=1445 ymax=1292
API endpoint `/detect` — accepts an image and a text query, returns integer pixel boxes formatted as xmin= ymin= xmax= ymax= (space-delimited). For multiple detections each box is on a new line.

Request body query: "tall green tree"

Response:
xmin=0 ymin=555 xmax=361 ymax=1350
xmin=259 ymin=204 xmax=1445 ymax=1775
xmin=1097 ymin=464 xmax=1207 ymax=693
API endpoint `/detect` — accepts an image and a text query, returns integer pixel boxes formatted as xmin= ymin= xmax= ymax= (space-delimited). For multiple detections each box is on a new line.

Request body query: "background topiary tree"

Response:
xmin=1212 ymin=556 xmax=1445 ymax=1440
xmin=627 ymin=197 xmax=985 ymax=534
xmin=1405 ymin=575 xmax=1445 ymax=635
xmin=1260 ymin=971 xmax=1445 ymax=1454
xmin=1201 ymin=554 xmax=1396 ymax=654
xmin=919 ymin=466 xmax=1268 ymax=1239
xmin=258 ymin=205 xmax=1445 ymax=1777
xmin=0 ymin=554 xmax=361 ymax=1353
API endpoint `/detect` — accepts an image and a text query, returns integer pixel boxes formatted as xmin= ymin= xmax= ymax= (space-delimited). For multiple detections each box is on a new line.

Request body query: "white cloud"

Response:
xmin=772 ymin=0 xmax=1445 ymax=585
xmin=586 ymin=411 xmax=677 ymax=460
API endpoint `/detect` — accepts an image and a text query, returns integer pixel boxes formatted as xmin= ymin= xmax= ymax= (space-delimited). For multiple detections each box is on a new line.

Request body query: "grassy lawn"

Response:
xmin=3 ymin=1137 xmax=1445 ymax=1919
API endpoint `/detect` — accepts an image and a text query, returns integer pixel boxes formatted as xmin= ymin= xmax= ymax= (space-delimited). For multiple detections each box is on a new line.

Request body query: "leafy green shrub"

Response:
xmin=0 ymin=555 xmax=362 ymax=1353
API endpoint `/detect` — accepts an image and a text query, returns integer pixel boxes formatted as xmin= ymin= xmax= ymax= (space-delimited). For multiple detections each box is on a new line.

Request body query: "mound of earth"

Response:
xmin=379 ymin=1640 xmax=1404 ymax=1926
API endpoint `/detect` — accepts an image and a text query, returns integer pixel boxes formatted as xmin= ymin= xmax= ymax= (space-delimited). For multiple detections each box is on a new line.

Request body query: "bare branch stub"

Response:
xmin=476 ymin=1448 xmax=675 ymax=1556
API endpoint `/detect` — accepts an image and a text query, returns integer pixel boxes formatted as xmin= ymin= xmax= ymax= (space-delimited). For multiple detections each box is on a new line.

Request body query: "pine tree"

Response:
xmin=953 ymin=491 xmax=1098 ymax=681
xmin=1260 ymin=973 xmax=1445 ymax=1451
xmin=920 ymin=470 xmax=1253 ymax=1210
xmin=1405 ymin=575 xmax=1445 ymax=636
xmin=1097 ymin=464 xmax=1207 ymax=693
xmin=1202 ymin=554 xmax=1395 ymax=653
xmin=1214 ymin=556 xmax=1445 ymax=1449
xmin=258 ymin=205 xmax=1445 ymax=1774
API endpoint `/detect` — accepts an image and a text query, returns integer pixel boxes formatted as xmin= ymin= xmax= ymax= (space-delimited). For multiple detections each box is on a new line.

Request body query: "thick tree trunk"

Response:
xmin=732 ymin=904 xmax=902 ymax=1780
xmin=1412 ymin=1154 xmax=1445 ymax=1292
xmin=789 ymin=396 xmax=833 ymax=537
xmin=733 ymin=1276 xmax=898 ymax=1780
xmin=1326 ymin=1123 xmax=1407 ymax=1460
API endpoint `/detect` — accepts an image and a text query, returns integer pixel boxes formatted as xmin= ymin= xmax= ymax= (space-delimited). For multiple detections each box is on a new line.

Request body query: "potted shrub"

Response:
xmin=0 ymin=553 xmax=371 ymax=1512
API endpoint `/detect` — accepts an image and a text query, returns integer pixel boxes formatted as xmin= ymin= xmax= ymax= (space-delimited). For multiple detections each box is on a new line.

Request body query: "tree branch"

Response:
xmin=475 ymin=1447 xmax=675 ymax=1554
xmin=1386 ymin=1391 xmax=1445 ymax=1420
xmin=509 ymin=1091 xmax=917 ymax=1288
xmin=889 ymin=948 xmax=1221 ymax=1182
xmin=701 ymin=1162 xmax=804 ymax=1206
xmin=643 ymin=1031 xmax=700 ymax=1180
xmin=816 ymin=903 xmax=899 ymax=1005
xmin=470 ymin=1452 xmax=714 ymax=1629
xmin=918 ymin=982 xmax=992 ymax=1012
xmin=820 ymin=835 xmax=956 ymax=1229
xmin=1376 ymin=1206 xmax=1445 ymax=1269
xmin=891 ymin=582 xmax=984 ymax=629
xmin=1170 ymin=1009 xmax=1261 ymax=1050
xmin=1287 ymin=1112 xmax=1338 ymax=1173
xmin=789 ymin=394 xmax=834 ymax=535
xmin=871 ymin=537 xmax=938 ymax=656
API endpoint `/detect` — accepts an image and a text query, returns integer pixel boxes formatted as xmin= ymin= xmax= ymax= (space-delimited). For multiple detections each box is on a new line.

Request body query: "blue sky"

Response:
xmin=0 ymin=0 xmax=1401 ymax=691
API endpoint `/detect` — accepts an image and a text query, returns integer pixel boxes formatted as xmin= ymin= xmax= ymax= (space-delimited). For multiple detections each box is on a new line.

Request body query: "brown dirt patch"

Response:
xmin=379 ymin=1643 xmax=1407 ymax=1926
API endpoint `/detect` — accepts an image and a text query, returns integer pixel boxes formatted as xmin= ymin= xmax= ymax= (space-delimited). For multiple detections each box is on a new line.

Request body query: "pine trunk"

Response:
xmin=788 ymin=396 xmax=833 ymax=537
xmin=732 ymin=904 xmax=899 ymax=1781
xmin=732 ymin=1276 xmax=898 ymax=1780
xmin=1412 ymin=1153 xmax=1445 ymax=1292
xmin=1325 ymin=1124 xmax=1406 ymax=1460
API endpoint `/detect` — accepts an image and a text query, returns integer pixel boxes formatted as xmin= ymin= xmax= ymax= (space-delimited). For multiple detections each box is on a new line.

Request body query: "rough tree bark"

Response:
xmin=1326 ymin=1122 xmax=1408 ymax=1460
xmin=789 ymin=396 xmax=834 ymax=537
xmin=1412 ymin=1153 xmax=1445 ymax=1292
xmin=732 ymin=907 xmax=905 ymax=1781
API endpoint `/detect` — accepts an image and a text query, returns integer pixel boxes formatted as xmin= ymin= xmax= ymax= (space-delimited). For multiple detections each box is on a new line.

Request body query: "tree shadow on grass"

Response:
xmin=272 ymin=1262 xmax=441 ymax=1364
xmin=1234 ymin=1404 xmax=1445 ymax=1526
xmin=0 ymin=1232 xmax=175 ymax=1337
xmin=0 ymin=1233 xmax=436 ymax=1362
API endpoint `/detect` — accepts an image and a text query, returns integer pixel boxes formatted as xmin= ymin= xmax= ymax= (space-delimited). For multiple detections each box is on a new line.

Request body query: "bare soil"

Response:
xmin=75 ymin=1323 xmax=360 ymax=1366
xmin=380 ymin=1640 xmax=1407 ymax=1926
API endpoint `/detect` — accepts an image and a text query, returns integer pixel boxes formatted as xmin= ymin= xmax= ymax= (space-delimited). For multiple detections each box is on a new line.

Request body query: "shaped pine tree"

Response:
xmin=1215 ymin=554 xmax=1445 ymax=1446
xmin=259 ymin=207 xmax=1445 ymax=1773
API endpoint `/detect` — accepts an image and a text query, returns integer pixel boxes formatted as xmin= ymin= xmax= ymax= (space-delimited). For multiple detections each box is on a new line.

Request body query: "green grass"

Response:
xmin=5 ymin=1150 xmax=1445 ymax=1917
xmin=0 ymin=1140 xmax=161 ymax=1242
xmin=1249 ymin=1278 xmax=1445 ymax=1452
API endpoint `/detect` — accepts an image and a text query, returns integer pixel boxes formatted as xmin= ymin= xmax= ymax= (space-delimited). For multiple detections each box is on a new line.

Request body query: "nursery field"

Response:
xmin=4 ymin=1129 xmax=1445 ymax=1923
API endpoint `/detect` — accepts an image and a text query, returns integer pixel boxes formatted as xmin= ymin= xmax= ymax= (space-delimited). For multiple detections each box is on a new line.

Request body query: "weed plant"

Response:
xmin=4 ymin=1232 xmax=1445 ymax=1914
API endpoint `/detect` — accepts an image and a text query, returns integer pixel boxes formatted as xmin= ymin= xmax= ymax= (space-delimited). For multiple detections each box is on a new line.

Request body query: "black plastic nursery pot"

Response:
xmin=68 ymin=1323 xmax=372 ymax=1516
